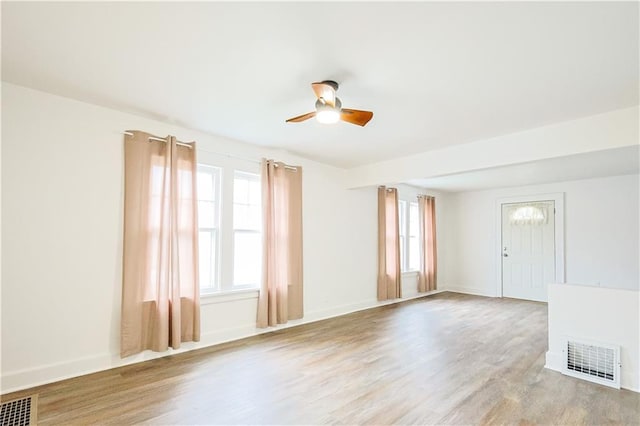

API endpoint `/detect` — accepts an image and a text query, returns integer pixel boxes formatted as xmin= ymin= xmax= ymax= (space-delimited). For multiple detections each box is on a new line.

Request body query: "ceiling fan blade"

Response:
xmin=340 ymin=109 xmax=374 ymax=126
xmin=286 ymin=111 xmax=316 ymax=123
xmin=311 ymin=82 xmax=336 ymax=107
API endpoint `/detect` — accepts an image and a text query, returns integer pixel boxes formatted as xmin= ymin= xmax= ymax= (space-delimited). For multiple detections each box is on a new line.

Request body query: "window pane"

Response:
xmin=196 ymin=165 xmax=221 ymax=293
xmin=398 ymin=201 xmax=407 ymax=237
xmin=199 ymin=231 xmax=212 ymax=290
xmin=211 ymin=230 xmax=218 ymax=290
xmin=399 ymin=235 xmax=406 ymax=272
xmin=233 ymin=204 xmax=246 ymax=229
xmin=234 ymin=231 xmax=261 ymax=287
xmin=234 ymin=204 xmax=260 ymax=231
xmin=409 ymin=202 xmax=419 ymax=237
xmin=234 ymin=172 xmax=261 ymax=231
xmin=249 ymin=179 xmax=260 ymax=203
xmin=233 ymin=172 xmax=261 ymax=288
xmin=197 ymin=171 xmax=214 ymax=201
xmin=248 ymin=206 xmax=261 ymax=230
xmin=234 ymin=177 xmax=248 ymax=204
xmin=198 ymin=200 xmax=217 ymax=228
xmin=409 ymin=236 xmax=419 ymax=271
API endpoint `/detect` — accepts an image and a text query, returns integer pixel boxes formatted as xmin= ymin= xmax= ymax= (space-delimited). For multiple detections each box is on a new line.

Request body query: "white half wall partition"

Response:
xmin=546 ymin=283 xmax=640 ymax=392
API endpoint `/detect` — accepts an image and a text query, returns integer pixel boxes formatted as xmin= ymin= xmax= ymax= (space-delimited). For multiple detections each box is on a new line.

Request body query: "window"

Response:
xmin=197 ymin=165 xmax=221 ymax=293
xmin=399 ymin=199 xmax=419 ymax=272
xmin=196 ymin=163 xmax=262 ymax=295
xmin=408 ymin=202 xmax=419 ymax=270
xmin=508 ymin=204 xmax=548 ymax=225
xmin=399 ymin=200 xmax=407 ymax=270
xmin=233 ymin=171 xmax=262 ymax=288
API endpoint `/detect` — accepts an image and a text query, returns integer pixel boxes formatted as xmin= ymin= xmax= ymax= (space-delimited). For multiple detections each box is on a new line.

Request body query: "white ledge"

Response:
xmin=201 ymin=288 xmax=259 ymax=305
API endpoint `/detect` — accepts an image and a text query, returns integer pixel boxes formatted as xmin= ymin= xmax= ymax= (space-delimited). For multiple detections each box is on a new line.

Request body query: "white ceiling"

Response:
xmin=407 ymin=146 xmax=640 ymax=192
xmin=2 ymin=2 xmax=638 ymax=168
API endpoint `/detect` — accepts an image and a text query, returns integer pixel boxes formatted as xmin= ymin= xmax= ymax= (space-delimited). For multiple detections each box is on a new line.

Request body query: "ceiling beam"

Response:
xmin=346 ymin=106 xmax=639 ymax=189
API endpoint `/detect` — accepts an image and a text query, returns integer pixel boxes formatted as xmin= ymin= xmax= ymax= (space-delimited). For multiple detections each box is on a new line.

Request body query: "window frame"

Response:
xmin=408 ymin=201 xmax=419 ymax=271
xmin=232 ymin=170 xmax=262 ymax=290
xmin=398 ymin=200 xmax=407 ymax=272
xmin=196 ymin=157 xmax=264 ymax=297
xmin=398 ymin=199 xmax=419 ymax=272
xmin=196 ymin=164 xmax=222 ymax=294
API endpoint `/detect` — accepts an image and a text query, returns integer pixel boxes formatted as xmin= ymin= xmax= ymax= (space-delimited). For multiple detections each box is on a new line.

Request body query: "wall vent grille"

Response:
xmin=0 ymin=395 xmax=37 ymax=426
xmin=562 ymin=337 xmax=620 ymax=389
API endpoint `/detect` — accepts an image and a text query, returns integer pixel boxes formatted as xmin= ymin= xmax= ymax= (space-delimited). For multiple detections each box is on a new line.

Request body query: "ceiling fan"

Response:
xmin=286 ymin=80 xmax=373 ymax=126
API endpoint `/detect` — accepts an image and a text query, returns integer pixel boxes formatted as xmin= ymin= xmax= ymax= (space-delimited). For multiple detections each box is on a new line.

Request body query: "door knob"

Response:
xmin=503 ymin=253 xmax=509 ymax=257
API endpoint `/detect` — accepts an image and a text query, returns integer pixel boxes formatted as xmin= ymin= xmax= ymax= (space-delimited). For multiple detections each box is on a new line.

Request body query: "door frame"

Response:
xmin=495 ymin=192 xmax=565 ymax=298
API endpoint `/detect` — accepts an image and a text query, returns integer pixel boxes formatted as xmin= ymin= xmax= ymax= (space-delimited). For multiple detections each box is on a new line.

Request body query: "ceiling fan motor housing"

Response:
xmin=320 ymin=80 xmax=339 ymax=91
xmin=315 ymin=97 xmax=342 ymax=112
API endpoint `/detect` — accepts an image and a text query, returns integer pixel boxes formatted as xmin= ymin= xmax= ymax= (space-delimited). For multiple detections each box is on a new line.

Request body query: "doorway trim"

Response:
xmin=495 ymin=192 xmax=565 ymax=298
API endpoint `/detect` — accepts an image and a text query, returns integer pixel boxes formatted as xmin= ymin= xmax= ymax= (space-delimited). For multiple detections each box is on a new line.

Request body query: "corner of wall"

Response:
xmin=545 ymin=351 xmax=562 ymax=372
xmin=442 ymin=284 xmax=498 ymax=298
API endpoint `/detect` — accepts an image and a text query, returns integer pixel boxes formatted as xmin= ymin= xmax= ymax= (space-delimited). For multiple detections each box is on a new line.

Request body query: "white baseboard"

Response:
xmin=444 ymin=285 xmax=497 ymax=298
xmin=545 ymin=350 xmax=562 ymax=372
xmin=622 ymin=378 xmax=640 ymax=392
xmin=2 ymin=353 xmax=118 ymax=395
xmin=1 ymin=290 xmax=444 ymax=394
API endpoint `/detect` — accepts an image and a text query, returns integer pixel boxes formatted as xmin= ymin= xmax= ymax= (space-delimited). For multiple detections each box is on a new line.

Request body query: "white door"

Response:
xmin=501 ymin=201 xmax=555 ymax=302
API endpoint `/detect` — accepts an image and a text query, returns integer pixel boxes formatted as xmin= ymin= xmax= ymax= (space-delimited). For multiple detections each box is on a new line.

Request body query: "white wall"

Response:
xmin=444 ymin=174 xmax=640 ymax=295
xmin=1 ymin=83 xmax=448 ymax=393
xmin=546 ymin=283 xmax=639 ymax=392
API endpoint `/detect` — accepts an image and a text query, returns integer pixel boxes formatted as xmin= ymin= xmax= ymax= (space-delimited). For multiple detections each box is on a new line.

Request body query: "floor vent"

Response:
xmin=562 ymin=338 xmax=620 ymax=389
xmin=0 ymin=395 xmax=37 ymax=426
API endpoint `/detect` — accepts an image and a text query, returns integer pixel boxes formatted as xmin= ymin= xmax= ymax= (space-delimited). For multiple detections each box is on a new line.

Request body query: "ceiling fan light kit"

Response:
xmin=315 ymin=96 xmax=341 ymax=124
xmin=316 ymin=109 xmax=340 ymax=124
xmin=286 ymin=80 xmax=373 ymax=127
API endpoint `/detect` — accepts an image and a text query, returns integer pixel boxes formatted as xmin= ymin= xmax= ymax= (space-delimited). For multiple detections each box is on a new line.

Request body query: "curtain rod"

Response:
xmin=124 ymin=131 xmax=193 ymax=149
xmin=203 ymin=150 xmax=260 ymax=164
xmin=123 ymin=132 xmax=298 ymax=171
xmin=202 ymin=151 xmax=298 ymax=171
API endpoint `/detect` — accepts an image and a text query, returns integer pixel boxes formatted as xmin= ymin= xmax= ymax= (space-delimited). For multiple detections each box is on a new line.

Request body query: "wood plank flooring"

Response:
xmin=3 ymin=292 xmax=639 ymax=425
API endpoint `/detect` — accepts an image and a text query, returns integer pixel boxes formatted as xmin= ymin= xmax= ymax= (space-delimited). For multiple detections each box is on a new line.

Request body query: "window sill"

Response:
xmin=200 ymin=288 xmax=260 ymax=305
xmin=402 ymin=270 xmax=419 ymax=277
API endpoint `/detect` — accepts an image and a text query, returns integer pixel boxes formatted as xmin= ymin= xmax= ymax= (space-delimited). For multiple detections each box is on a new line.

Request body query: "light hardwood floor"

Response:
xmin=3 ymin=292 xmax=639 ymax=425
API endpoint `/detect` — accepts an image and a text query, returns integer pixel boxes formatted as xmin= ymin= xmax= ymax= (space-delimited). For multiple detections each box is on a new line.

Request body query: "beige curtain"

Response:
xmin=257 ymin=159 xmax=303 ymax=328
xmin=418 ymin=195 xmax=437 ymax=292
xmin=121 ymin=130 xmax=200 ymax=358
xmin=377 ymin=186 xmax=401 ymax=300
